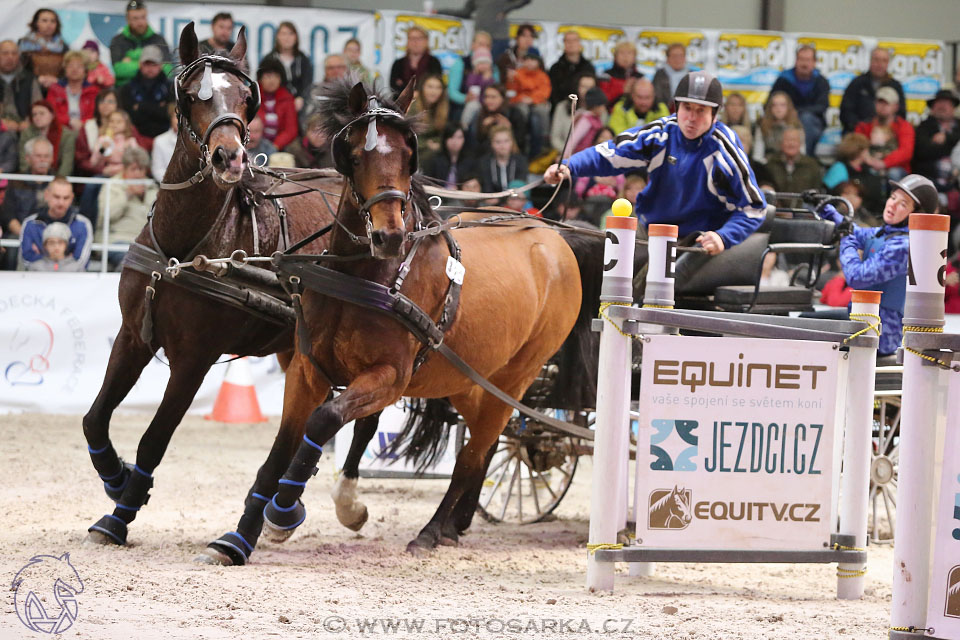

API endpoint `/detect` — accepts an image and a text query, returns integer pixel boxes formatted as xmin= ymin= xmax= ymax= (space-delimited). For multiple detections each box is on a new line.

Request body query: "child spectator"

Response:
xmin=95 ymin=110 xmax=143 ymax=178
xmin=507 ymin=52 xmax=551 ymax=160
xmin=598 ymin=172 xmax=646 ymax=228
xmin=755 ymin=90 xmax=803 ymax=163
xmin=255 ymin=59 xmax=298 ymax=151
xmin=245 ymin=116 xmax=276 ymax=163
xmin=759 ymin=251 xmax=790 ymax=287
xmin=410 ymin=74 xmax=450 ymax=163
xmin=835 ymin=180 xmax=881 ymax=227
xmin=18 ymin=9 xmax=65 ymax=90
xmin=504 ymin=179 xmax=539 ymax=216
xmin=259 ymin=22 xmax=313 ymax=113
xmin=568 ymin=87 xmax=608 ymax=156
xmin=459 ymin=47 xmax=497 ymax=129
xmin=82 ymin=40 xmax=114 ymax=89
xmin=25 ymin=221 xmax=85 ymax=272
xmin=19 ymin=176 xmax=92 ymax=269
xmin=478 ymin=125 xmax=528 ymax=193
xmin=18 ymin=100 xmax=75 ymax=177
xmin=46 ymin=51 xmax=99 ymax=130
xmin=447 ymin=31 xmax=497 ymax=122
xmin=550 ymin=73 xmax=596 ymax=153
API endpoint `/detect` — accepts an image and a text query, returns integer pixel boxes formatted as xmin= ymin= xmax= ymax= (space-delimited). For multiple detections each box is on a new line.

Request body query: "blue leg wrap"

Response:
xmin=88 ymin=514 xmax=128 ymax=545
xmin=103 ymin=462 xmax=133 ymax=501
xmin=208 ymin=531 xmax=255 ymax=566
xmin=263 ymin=495 xmax=306 ymax=531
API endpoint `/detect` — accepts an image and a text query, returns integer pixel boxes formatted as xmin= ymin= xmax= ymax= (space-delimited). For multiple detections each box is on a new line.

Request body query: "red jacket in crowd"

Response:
xmin=854 ymin=117 xmax=915 ymax=173
xmin=46 ymin=81 xmax=100 ymax=128
xmin=257 ymin=87 xmax=298 ymax=151
xmin=820 ymin=273 xmax=853 ymax=307
xmin=946 ymin=261 xmax=960 ymax=314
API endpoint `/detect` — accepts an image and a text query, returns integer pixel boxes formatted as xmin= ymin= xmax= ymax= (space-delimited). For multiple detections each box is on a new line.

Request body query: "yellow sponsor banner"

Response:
xmin=796 ymin=36 xmax=867 ymax=77
xmin=716 ymin=32 xmax=785 ymax=73
xmin=557 ymin=24 xmax=625 ymax=67
xmin=392 ymin=14 xmax=469 ymax=55
xmin=508 ymin=22 xmax=544 ymax=37
xmin=876 ymin=40 xmax=942 ymax=95
xmin=634 ymin=29 xmax=708 ymax=67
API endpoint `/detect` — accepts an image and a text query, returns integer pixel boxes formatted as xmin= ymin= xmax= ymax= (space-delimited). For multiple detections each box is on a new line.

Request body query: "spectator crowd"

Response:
xmin=3 ymin=2 xmax=960 ymax=284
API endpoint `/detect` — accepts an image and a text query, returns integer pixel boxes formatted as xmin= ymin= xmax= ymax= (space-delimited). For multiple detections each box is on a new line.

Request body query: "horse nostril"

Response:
xmin=212 ymin=147 xmax=229 ymax=169
xmin=371 ymin=231 xmax=385 ymax=247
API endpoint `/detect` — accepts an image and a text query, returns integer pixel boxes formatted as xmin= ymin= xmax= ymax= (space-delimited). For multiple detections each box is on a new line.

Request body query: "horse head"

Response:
xmin=670 ymin=486 xmax=692 ymax=524
xmin=333 ymin=79 xmax=418 ymax=258
xmin=176 ymin=22 xmax=258 ymax=188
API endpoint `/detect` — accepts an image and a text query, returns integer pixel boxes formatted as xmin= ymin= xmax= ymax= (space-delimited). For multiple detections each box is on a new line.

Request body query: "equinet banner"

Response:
xmin=635 ymin=335 xmax=844 ymax=551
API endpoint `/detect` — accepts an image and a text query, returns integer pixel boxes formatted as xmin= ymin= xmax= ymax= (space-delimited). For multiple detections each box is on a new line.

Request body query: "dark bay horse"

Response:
xmin=81 ymin=23 xmax=379 ymax=551
xmin=201 ymin=79 xmax=601 ymax=562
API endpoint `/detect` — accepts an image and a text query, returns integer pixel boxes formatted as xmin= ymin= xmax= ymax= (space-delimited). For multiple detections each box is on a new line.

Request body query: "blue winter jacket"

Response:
xmin=564 ymin=115 xmax=767 ymax=248
xmin=839 ymin=223 xmax=910 ymax=355
xmin=20 ymin=206 xmax=93 ymax=268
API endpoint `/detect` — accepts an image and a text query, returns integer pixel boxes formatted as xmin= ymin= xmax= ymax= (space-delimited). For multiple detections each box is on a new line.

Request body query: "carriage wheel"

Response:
xmin=869 ymin=394 xmax=899 ymax=543
xmin=476 ymin=416 xmax=583 ymax=525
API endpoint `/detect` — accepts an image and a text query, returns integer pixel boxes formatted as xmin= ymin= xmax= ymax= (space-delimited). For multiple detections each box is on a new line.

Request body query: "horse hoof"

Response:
xmin=261 ymin=518 xmax=296 ymax=544
xmin=86 ymin=514 xmax=128 ymax=546
xmin=339 ymin=505 xmax=369 ymax=532
xmin=262 ymin=495 xmax=305 ymax=543
xmin=194 ymin=547 xmax=233 ymax=566
xmin=405 ymin=536 xmax=438 ymax=556
xmin=438 ymin=535 xmax=459 ymax=547
xmin=332 ymin=477 xmax=368 ymax=531
xmin=83 ymin=530 xmax=120 ymax=546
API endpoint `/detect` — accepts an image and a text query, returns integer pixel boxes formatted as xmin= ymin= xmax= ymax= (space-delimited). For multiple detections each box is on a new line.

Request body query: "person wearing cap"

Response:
xmin=119 ymin=43 xmax=172 ymax=139
xmin=854 ymin=86 xmax=914 ymax=180
xmin=19 ymin=176 xmax=92 ymax=269
xmin=109 ymin=0 xmax=172 ymax=87
xmin=82 ymin=40 xmax=114 ymax=89
xmin=769 ymin=44 xmax=830 ymax=155
xmin=820 ymin=174 xmax=938 ymax=355
xmin=839 ymin=47 xmax=906 ymax=134
xmin=25 ymin=221 xmax=85 ymax=272
xmin=544 ymin=70 xmax=766 ymax=285
xmin=914 ymin=89 xmax=960 ymax=202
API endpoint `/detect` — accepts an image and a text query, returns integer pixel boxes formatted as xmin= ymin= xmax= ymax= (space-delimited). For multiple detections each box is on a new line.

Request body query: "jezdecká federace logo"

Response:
xmin=11 ymin=553 xmax=84 ymax=634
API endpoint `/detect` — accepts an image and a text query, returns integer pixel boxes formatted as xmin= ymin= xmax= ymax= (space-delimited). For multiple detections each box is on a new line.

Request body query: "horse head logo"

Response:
xmin=12 ymin=553 xmax=84 ymax=634
xmin=946 ymin=565 xmax=960 ymax=618
xmin=648 ymin=486 xmax=693 ymax=530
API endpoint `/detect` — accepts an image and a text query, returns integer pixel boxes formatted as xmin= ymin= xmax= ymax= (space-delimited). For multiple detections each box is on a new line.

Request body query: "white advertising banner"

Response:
xmin=0 ymin=273 xmax=286 ymax=415
xmin=634 ymin=335 xmax=842 ymax=551
xmin=926 ymin=371 xmax=960 ymax=638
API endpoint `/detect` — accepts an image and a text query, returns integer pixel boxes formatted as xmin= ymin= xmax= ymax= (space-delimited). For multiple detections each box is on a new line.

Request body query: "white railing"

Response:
xmin=0 ymin=172 xmax=156 ymax=274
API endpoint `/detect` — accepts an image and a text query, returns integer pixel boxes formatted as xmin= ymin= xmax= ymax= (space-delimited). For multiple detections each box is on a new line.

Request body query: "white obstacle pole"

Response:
xmin=890 ymin=213 xmax=950 ymax=635
xmin=836 ymin=290 xmax=880 ymax=600
xmin=587 ymin=203 xmax=636 ymax=592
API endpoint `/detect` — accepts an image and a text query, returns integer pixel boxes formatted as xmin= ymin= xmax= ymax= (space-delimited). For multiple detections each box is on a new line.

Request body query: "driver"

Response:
xmin=820 ymin=174 xmax=938 ymax=355
xmin=544 ymin=70 xmax=767 ymax=286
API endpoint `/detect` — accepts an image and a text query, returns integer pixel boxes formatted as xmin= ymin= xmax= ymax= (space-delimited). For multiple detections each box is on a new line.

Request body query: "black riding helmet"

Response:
xmin=890 ymin=174 xmax=938 ymax=214
xmin=673 ymin=70 xmax=723 ymax=111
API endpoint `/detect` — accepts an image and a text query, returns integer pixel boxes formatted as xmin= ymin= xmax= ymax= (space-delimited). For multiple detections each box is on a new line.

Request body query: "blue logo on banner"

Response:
xmin=650 ymin=419 xmax=699 ymax=472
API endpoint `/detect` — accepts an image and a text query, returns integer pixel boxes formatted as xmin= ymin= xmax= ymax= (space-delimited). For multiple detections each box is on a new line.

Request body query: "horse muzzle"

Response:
xmin=370 ymin=228 xmax=406 ymax=259
xmin=210 ymin=145 xmax=245 ymax=185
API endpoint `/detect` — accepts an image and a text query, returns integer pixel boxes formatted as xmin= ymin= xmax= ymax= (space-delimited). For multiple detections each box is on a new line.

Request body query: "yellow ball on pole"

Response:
xmin=611 ymin=198 xmax=633 ymax=217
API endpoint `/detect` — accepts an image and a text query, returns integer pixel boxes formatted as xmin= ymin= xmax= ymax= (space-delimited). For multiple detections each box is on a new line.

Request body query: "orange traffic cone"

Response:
xmin=205 ymin=357 xmax=267 ymax=423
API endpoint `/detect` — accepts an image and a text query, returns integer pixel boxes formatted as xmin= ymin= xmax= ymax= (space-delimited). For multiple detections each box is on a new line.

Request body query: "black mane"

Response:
xmin=313 ymin=76 xmax=437 ymax=222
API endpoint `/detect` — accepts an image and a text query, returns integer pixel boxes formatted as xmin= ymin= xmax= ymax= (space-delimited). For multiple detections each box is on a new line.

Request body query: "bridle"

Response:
xmin=330 ymin=96 xmax=421 ymax=251
xmin=162 ymin=54 xmax=260 ymax=191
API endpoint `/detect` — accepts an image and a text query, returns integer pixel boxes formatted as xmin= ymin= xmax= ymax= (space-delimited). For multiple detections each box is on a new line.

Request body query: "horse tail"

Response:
xmin=547 ymin=222 xmax=607 ymax=410
xmin=385 ymin=398 xmax=460 ymax=473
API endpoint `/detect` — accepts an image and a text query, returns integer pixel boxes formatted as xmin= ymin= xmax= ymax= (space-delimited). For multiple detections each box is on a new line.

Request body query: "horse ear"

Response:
xmin=230 ymin=26 xmax=248 ymax=69
xmin=395 ymin=77 xmax=416 ymax=114
xmin=348 ymin=82 xmax=367 ymax=115
xmin=179 ymin=22 xmax=199 ymax=66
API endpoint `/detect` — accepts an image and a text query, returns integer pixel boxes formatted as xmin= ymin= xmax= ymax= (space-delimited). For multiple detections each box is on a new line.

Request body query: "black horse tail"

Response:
xmin=385 ymin=398 xmax=460 ymax=473
xmin=547 ymin=222 xmax=607 ymax=410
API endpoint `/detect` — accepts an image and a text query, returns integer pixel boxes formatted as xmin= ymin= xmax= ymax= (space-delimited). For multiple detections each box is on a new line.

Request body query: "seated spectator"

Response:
xmin=76 ymin=89 xmax=146 ymax=176
xmin=20 ymin=176 xmax=92 ymax=269
xmin=97 ymin=146 xmax=156 ymax=268
xmin=82 ymin=40 xmax=114 ymax=89
xmin=410 ymin=74 xmax=449 ymax=164
xmin=297 ymin=54 xmax=349 ymax=132
xmin=608 ymin=77 xmax=668 ymax=135
xmin=720 ymin=91 xmax=751 ymax=128
xmin=390 ymin=27 xmax=442 ymax=96
xmin=824 ymin=132 xmax=885 ymax=214
xmin=343 ymin=39 xmax=371 ymax=85
xmin=549 ymin=30 xmax=595 ymax=108
xmin=854 ymin=87 xmax=914 ymax=181
xmin=913 ymin=89 xmax=960 ymax=215
xmin=598 ymin=41 xmax=644 ymax=105
xmin=770 ymin=45 xmax=829 ymax=155
xmin=17 ymin=9 xmax=65 ymax=91
xmin=150 ymin=103 xmax=177 ymax=180
xmin=457 ymin=175 xmax=484 ymax=209
xmin=574 ymin=127 xmax=623 ymax=199
xmin=728 ymin=125 xmax=774 ymax=188
xmin=478 ymin=125 xmax=528 ymax=193
xmin=119 ymin=44 xmax=172 ymax=141
xmin=284 ymin=113 xmax=333 ymax=169
xmin=766 ymin=127 xmax=823 ymax=196
xmin=495 ymin=23 xmax=541 ymax=81
xmin=96 ymin=110 xmax=144 ymax=178
xmin=506 ymin=52 xmax=550 ymax=160
xmin=46 ymin=51 xmax=100 ymax=130
xmin=652 ymin=43 xmax=688 ymax=109
xmin=840 ymin=47 xmax=905 ymax=134
xmin=449 ymin=32 xmax=499 ymax=122
xmin=470 ymin=85 xmax=525 ymax=151
xmin=25 ymin=221 xmax=85 ymax=272
xmin=260 ymin=22 xmax=312 ymax=113
xmin=0 ymin=39 xmax=43 ymax=133
xmin=245 ymin=116 xmax=276 ymax=163
xmin=459 ymin=47 xmax=497 ymax=129
xmin=1 ymin=137 xmax=53 ymax=244
xmin=945 ymin=255 xmax=960 ymax=314
xmin=568 ymin=87 xmax=608 ymax=156
xmin=199 ymin=12 xmax=240 ymax=58
xmin=504 ymin=179 xmax=539 ymax=216
xmin=110 ymin=0 xmax=172 ymax=87
xmin=550 ymin=73 xmax=597 ymax=153
xmin=423 ymin=123 xmax=477 ymax=189
xmin=256 ymin=59 xmax=298 ymax=151
xmin=19 ymin=100 xmax=75 ymax=176
xmin=835 ymin=180 xmax=881 ymax=227
xmin=755 ymin=90 xmax=803 ymax=162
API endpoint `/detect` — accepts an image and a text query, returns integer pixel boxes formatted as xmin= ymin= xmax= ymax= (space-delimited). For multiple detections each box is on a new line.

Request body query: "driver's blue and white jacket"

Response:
xmin=564 ymin=115 xmax=767 ymax=248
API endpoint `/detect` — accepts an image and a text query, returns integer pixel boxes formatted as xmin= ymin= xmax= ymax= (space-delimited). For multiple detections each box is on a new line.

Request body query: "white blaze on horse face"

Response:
xmin=210 ymin=71 xmax=233 ymax=92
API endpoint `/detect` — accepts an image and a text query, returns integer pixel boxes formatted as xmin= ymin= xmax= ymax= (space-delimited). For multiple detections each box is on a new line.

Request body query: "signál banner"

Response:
xmin=555 ymin=24 xmax=626 ymax=75
xmin=632 ymin=29 xmax=709 ymax=78
xmin=376 ymin=11 xmax=471 ymax=83
xmin=634 ymin=335 xmax=842 ymax=551
xmin=926 ymin=370 xmax=960 ymax=638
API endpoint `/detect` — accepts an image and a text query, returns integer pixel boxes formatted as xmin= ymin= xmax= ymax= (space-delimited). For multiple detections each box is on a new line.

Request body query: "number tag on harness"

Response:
xmin=445 ymin=256 xmax=465 ymax=285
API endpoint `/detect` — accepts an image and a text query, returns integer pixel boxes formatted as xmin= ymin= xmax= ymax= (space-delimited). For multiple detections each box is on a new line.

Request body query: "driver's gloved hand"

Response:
xmin=820 ymin=204 xmax=854 ymax=236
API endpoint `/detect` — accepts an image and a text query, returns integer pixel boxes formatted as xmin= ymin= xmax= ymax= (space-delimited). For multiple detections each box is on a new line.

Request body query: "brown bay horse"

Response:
xmin=200 ymin=79 xmax=602 ymax=563
xmin=81 ymin=24 xmax=381 ymax=551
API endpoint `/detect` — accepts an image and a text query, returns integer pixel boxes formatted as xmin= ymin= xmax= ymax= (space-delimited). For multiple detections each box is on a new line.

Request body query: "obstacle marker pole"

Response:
xmin=890 ymin=213 xmax=950 ymax=637
xmin=836 ymin=290 xmax=880 ymax=600
xmin=587 ymin=208 xmax=636 ymax=592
